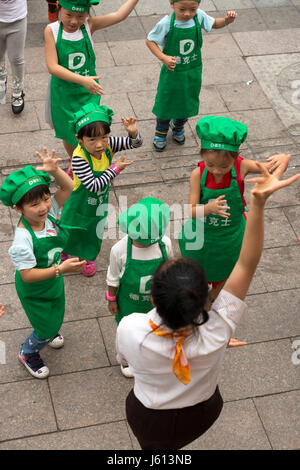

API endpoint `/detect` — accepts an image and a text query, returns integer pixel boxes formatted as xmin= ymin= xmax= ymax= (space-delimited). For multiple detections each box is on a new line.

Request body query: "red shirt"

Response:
xmin=198 ymin=156 xmax=246 ymax=207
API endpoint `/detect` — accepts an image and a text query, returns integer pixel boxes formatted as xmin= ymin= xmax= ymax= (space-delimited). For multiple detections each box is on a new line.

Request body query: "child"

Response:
xmin=117 ymin=164 xmax=299 ymax=450
xmin=46 ymin=0 xmax=59 ymax=23
xmin=0 ymin=149 xmax=86 ymax=379
xmin=179 ymin=116 xmax=291 ymax=306
xmin=44 ymin=0 xmax=140 ymax=170
xmin=0 ymin=0 xmax=27 ymax=113
xmin=146 ymin=0 xmax=237 ymax=151
xmin=59 ymin=103 xmax=140 ymax=277
xmin=106 ymin=197 xmax=173 ymax=377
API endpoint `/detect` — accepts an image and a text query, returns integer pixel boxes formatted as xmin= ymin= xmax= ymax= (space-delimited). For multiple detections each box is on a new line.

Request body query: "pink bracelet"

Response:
xmin=105 ymin=290 xmax=117 ymax=301
xmin=110 ymin=164 xmax=120 ymax=175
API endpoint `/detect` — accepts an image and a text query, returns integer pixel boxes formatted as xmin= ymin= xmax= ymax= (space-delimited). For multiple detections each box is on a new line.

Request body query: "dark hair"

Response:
xmin=200 ymin=149 xmax=239 ymax=160
xmin=150 ymin=257 xmax=209 ymax=331
xmin=15 ymin=185 xmax=51 ymax=209
xmin=76 ymin=121 xmax=111 ymax=139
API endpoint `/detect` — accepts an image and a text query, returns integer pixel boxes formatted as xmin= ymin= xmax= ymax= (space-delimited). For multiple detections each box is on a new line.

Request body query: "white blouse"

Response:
xmin=116 ymin=289 xmax=247 ymax=410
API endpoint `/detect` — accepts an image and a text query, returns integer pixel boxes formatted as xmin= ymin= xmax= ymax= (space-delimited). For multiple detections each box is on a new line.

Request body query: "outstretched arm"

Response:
xmin=89 ymin=0 xmax=140 ymax=33
xmin=224 ymin=160 xmax=300 ymax=301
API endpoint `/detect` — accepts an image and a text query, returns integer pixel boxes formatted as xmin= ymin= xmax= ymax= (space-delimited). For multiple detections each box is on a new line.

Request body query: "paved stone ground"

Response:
xmin=0 ymin=0 xmax=299 ymax=451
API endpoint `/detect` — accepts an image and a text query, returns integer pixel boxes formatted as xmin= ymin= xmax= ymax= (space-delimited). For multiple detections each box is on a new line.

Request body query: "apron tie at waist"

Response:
xmin=149 ymin=318 xmax=193 ymax=385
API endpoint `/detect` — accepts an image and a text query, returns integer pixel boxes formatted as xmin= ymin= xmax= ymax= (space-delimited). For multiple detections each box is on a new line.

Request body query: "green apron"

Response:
xmin=152 ymin=12 xmax=203 ymax=120
xmin=60 ymin=146 xmax=113 ymax=261
xmin=15 ymin=215 xmax=69 ymax=340
xmin=115 ymin=237 xmax=168 ymax=325
xmin=179 ymin=166 xmax=246 ymax=282
xmin=50 ymin=22 xmax=100 ymax=147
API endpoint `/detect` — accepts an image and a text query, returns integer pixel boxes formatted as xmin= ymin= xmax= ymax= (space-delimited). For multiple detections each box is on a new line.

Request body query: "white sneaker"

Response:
xmin=48 ymin=333 xmax=64 ymax=349
xmin=0 ymin=78 xmax=7 ymax=104
xmin=18 ymin=351 xmax=49 ymax=379
xmin=11 ymin=91 xmax=25 ymax=114
xmin=120 ymin=364 xmax=134 ymax=378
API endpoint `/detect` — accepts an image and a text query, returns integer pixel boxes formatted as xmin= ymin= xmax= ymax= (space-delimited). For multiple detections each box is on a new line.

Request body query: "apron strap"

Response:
xmin=158 ymin=240 xmax=168 ymax=260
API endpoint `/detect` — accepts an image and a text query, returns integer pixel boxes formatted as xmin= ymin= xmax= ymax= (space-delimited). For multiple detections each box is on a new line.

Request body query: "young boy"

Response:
xmin=106 ymin=197 xmax=173 ymax=377
xmin=146 ymin=0 xmax=237 ymax=151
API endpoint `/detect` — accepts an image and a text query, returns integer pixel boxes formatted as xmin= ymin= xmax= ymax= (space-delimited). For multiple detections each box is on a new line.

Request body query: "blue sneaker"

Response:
xmin=153 ymin=136 xmax=167 ymax=152
xmin=170 ymin=120 xmax=185 ymax=145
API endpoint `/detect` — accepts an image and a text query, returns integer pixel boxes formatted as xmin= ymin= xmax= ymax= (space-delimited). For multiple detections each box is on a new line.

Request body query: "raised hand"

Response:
xmin=36 ymin=147 xmax=62 ymax=174
xmin=247 ymin=161 xmax=300 ymax=201
xmin=266 ymin=153 xmax=290 ymax=175
xmin=121 ymin=116 xmax=138 ymax=138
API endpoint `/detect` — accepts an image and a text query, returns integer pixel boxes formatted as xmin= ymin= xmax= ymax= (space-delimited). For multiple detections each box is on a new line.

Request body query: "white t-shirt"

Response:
xmin=0 ymin=0 xmax=27 ymax=23
xmin=147 ymin=10 xmax=215 ymax=48
xmin=106 ymin=235 xmax=173 ymax=287
xmin=48 ymin=19 xmax=93 ymax=45
xmin=9 ymin=196 xmax=61 ymax=271
xmin=116 ymin=289 xmax=247 ymax=410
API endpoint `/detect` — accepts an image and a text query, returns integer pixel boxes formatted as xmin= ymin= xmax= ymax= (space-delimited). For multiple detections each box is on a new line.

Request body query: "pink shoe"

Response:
xmin=61 ymin=252 xmax=68 ymax=263
xmin=81 ymin=260 xmax=96 ymax=277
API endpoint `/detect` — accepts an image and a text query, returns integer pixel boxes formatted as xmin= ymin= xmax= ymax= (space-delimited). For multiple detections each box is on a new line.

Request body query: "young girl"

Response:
xmin=179 ymin=116 xmax=291 ymax=306
xmin=106 ymin=197 xmax=173 ymax=377
xmin=146 ymin=0 xmax=237 ymax=151
xmin=44 ymin=0 xmax=140 ymax=170
xmin=117 ymin=162 xmax=299 ymax=450
xmin=0 ymin=0 xmax=27 ymax=113
xmin=59 ymin=103 xmax=141 ymax=277
xmin=0 ymin=149 xmax=86 ymax=379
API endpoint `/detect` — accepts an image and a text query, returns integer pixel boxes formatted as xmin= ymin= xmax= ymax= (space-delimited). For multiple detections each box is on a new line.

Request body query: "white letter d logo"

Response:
xmin=180 ymin=39 xmax=194 ymax=56
xmin=68 ymin=52 xmax=86 ymax=70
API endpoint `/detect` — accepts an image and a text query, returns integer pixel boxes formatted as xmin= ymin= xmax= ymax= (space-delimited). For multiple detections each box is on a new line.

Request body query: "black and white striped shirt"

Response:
xmin=72 ymin=133 xmax=143 ymax=193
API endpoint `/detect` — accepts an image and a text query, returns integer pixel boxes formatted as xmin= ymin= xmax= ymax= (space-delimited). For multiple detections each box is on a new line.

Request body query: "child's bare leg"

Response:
xmin=208 ymin=280 xmax=247 ymax=348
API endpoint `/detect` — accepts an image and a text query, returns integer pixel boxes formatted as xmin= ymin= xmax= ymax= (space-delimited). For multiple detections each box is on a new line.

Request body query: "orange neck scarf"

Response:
xmin=149 ymin=318 xmax=193 ymax=385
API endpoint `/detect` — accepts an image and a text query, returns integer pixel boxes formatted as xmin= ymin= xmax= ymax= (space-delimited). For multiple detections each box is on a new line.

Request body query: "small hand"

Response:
xmin=163 ymin=55 xmax=176 ymax=71
xmin=266 ymin=153 xmax=290 ymax=174
xmin=36 ymin=147 xmax=62 ymax=174
xmin=60 ymin=257 xmax=86 ymax=274
xmin=121 ymin=116 xmax=138 ymax=138
xmin=247 ymin=161 xmax=300 ymax=201
xmin=0 ymin=303 xmax=4 ymax=317
xmin=209 ymin=195 xmax=230 ymax=218
xmin=108 ymin=300 xmax=118 ymax=316
xmin=115 ymin=156 xmax=134 ymax=171
xmin=225 ymin=10 xmax=237 ymax=24
xmin=82 ymin=76 xmax=104 ymax=95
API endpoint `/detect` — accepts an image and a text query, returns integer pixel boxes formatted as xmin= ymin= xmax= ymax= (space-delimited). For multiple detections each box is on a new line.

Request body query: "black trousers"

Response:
xmin=126 ymin=386 xmax=223 ymax=450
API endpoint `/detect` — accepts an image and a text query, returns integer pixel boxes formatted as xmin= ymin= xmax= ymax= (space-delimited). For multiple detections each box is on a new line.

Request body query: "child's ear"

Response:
xmin=75 ymin=134 xmax=82 ymax=144
xmin=151 ymin=295 xmax=156 ymax=307
xmin=13 ymin=204 xmax=23 ymax=216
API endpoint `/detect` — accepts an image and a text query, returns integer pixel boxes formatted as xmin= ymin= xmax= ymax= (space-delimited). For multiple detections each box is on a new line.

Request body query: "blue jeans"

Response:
xmin=155 ymin=118 xmax=188 ymax=135
xmin=21 ymin=331 xmax=55 ymax=356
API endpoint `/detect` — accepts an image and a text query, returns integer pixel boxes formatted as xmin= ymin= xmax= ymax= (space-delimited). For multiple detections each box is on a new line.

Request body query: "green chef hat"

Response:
xmin=196 ymin=116 xmax=248 ymax=152
xmin=118 ymin=197 xmax=170 ymax=246
xmin=59 ymin=0 xmax=100 ymax=13
xmin=0 ymin=165 xmax=51 ymax=207
xmin=69 ymin=103 xmax=114 ymax=135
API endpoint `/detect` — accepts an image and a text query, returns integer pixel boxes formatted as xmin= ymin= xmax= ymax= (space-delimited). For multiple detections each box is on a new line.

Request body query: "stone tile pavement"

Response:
xmin=0 ymin=0 xmax=299 ymax=451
